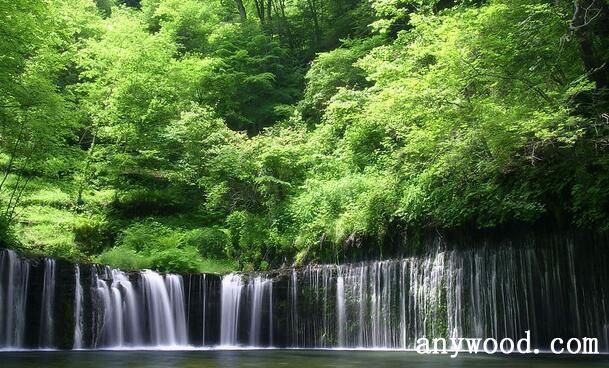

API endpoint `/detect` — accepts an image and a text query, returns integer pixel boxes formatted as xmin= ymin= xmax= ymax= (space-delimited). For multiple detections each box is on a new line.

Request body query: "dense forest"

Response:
xmin=0 ymin=0 xmax=608 ymax=273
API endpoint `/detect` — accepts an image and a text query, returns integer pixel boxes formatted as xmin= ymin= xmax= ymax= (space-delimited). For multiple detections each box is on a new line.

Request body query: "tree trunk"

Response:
xmin=234 ymin=0 xmax=247 ymax=22
xmin=254 ymin=0 xmax=266 ymax=24
xmin=266 ymin=0 xmax=272 ymax=23
xmin=571 ymin=0 xmax=609 ymax=89
xmin=272 ymin=0 xmax=295 ymax=49
xmin=306 ymin=0 xmax=322 ymax=47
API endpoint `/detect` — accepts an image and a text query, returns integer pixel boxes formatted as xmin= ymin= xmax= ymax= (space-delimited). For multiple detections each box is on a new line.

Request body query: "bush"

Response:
xmin=0 ymin=214 xmax=16 ymax=249
xmin=96 ymin=246 xmax=150 ymax=270
xmin=73 ymin=215 xmax=112 ymax=255
xmin=226 ymin=210 xmax=272 ymax=269
xmin=181 ymin=227 xmax=229 ymax=259
xmin=101 ymin=221 xmax=236 ymax=273
xmin=290 ymin=173 xmax=395 ymax=261
xmin=199 ymin=258 xmax=237 ymax=274
xmin=44 ymin=240 xmax=83 ymax=260
xmin=148 ymin=245 xmax=202 ymax=273
xmin=118 ymin=221 xmax=172 ymax=252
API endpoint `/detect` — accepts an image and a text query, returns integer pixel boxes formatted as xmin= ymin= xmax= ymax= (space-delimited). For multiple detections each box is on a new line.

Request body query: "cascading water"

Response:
xmin=73 ymin=265 xmax=83 ymax=349
xmin=0 ymin=233 xmax=608 ymax=351
xmin=268 ymin=281 xmax=273 ymax=346
xmin=220 ymin=274 xmax=243 ymax=346
xmin=201 ymin=275 xmax=208 ymax=344
xmin=141 ymin=270 xmax=188 ymax=346
xmin=279 ymin=238 xmax=609 ymax=350
xmin=289 ymin=270 xmax=300 ymax=347
xmin=39 ymin=259 xmax=56 ymax=349
xmin=248 ymin=276 xmax=272 ymax=346
xmin=220 ymin=274 xmax=274 ymax=347
xmin=91 ymin=267 xmax=187 ymax=348
xmin=0 ymin=251 xmax=194 ymax=350
xmin=0 ymin=250 xmax=30 ymax=349
xmin=165 ymin=274 xmax=188 ymax=346
xmin=248 ymin=277 xmax=263 ymax=345
xmin=94 ymin=267 xmax=142 ymax=347
xmin=336 ymin=271 xmax=346 ymax=347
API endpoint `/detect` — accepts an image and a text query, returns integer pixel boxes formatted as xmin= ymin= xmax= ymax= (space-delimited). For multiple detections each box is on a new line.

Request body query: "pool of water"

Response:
xmin=1 ymin=350 xmax=608 ymax=368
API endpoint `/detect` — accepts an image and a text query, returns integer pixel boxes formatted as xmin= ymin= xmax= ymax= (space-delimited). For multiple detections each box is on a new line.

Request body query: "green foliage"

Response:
xmin=148 ymin=245 xmax=202 ymax=273
xmin=2 ymin=0 xmax=609 ymax=272
xmin=348 ymin=2 xmax=588 ymax=229
xmin=96 ymin=245 xmax=150 ymax=270
xmin=0 ymin=214 xmax=17 ymax=249
xmin=203 ymin=22 xmax=302 ymax=132
xmin=73 ymin=215 xmax=112 ymax=255
xmin=117 ymin=221 xmax=172 ymax=252
xmin=94 ymin=221 xmax=235 ymax=273
xmin=199 ymin=258 xmax=237 ymax=275
xmin=290 ymin=173 xmax=396 ymax=261
xmin=112 ymin=187 xmax=198 ymax=217
xmin=182 ymin=227 xmax=230 ymax=259
xmin=22 ymin=188 xmax=73 ymax=209
xmin=225 ymin=211 xmax=270 ymax=268
xmin=300 ymin=37 xmax=384 ymax=122
xmin=142 ymin=0 xmax=221 ymax=52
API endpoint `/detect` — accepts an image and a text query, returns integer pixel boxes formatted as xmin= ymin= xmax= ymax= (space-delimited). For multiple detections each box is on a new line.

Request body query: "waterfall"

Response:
xmin=94 ymin=267 xmax=118 ymax=346
xmin=73 ymin=265 xmax=83 ymax=349
xmin=115 ymin=269 xmax=142 ymax=345
xmin=219 ymin=274 xmax=273 ymax=347
xmin=268 ymin=281 xmax=273 ymax=346
xmin=39 ymin=259 xmax=56 ymax=349
xmin=281 ymin=243 xmax=609 ymax=350
xmin=248 ymin=277 xmax=263 ymax=345
xmin=1 ymin=233 xmax=609 ymax=351
xmin=0 ymin=250 xmax=30 ymax=348
xmin=94 ymin=267 xmax=142 ymax=347
xmin=220 ymin=274 xmax=243 ymax=346
xmin=92 ymin=268 xmax=187 ymax=348
xmin=336 ymin=271 xmax=345 ymax=347
xmin=165 ymin=274 xmax=188 ymax=346
xmin=201 ymin=275 xmax=207 ymax=345
xmin=289 ymin=270 xmax=299 ymax=347
xmin=248 ymin=276 xmax=272 ymax=346
xmin=141 ymin=270 xmax=187 ymax=346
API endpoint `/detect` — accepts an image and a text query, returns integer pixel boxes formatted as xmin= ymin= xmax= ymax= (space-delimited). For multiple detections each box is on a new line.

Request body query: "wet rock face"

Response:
xmin=1 ymin=231 xmax=609 ymax=350
xmin=183 ymin=274 xmax=223 ymax=346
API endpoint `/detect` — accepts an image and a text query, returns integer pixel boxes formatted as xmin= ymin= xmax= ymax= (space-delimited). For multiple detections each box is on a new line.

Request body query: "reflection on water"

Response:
xmin=0 ymin=351 xmax=608 ymax=368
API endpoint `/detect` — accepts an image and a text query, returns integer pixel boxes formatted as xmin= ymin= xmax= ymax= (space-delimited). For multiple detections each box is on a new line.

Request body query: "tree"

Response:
xmin=234 ymin=0 xmax=247 ymax=21
xmin=570 ymin=0 xmax=609 ymax=85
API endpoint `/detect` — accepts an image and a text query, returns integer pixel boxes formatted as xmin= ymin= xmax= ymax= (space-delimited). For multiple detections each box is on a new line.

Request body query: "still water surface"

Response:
xmin=1 ymin=350 xmax=608 ymax=368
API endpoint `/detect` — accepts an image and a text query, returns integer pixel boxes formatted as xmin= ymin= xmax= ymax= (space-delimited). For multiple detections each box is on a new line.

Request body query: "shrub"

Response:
xmin=0 ymin=214 xmax=16 ymax=249
xmin=73 ymin=215 xmax=112 ymax=255
xmin=98 ymin=221 xmax=237 ymax=273
xmin=199 ymin=258 xmax=236 ymax=274
xmin=226 ymin=210 xmax=271 ymax=269
xmin=118 ymin=221 xmax=172 ymax=252
xmin=148 ymin=245 xmax=202 ymax=273
xmin=181 ymin=227 xmax=229 ymax=259
xmin=44 ymin=240 xmax=82 ymax=260
xmin=96 ymin=245 xmax=151 ymax=270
